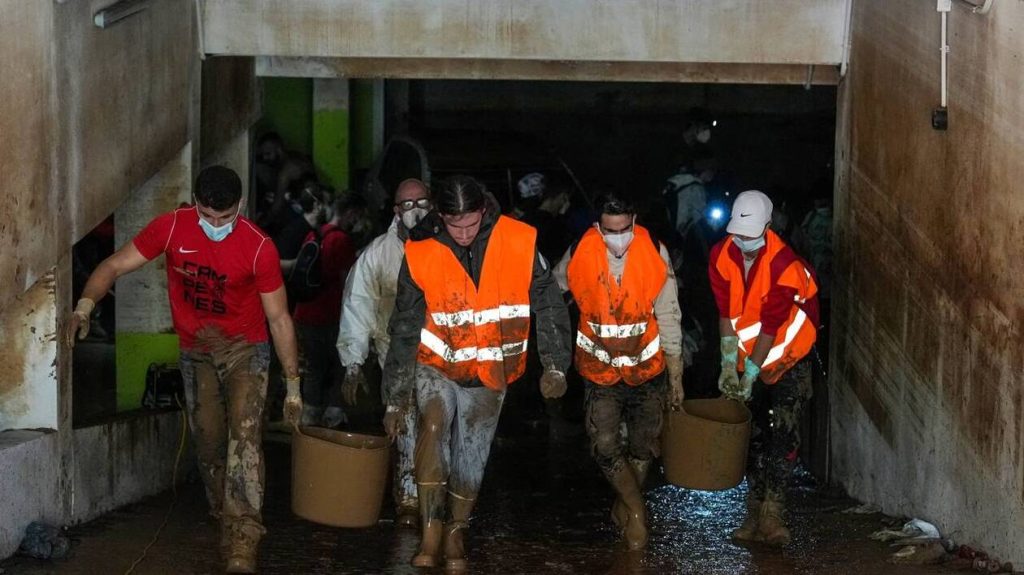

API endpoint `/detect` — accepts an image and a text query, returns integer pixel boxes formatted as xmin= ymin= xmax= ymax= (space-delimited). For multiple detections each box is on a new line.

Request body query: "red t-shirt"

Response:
xmin=133 ymin=206 xmax=283 ymax=350
xmin=293 ymin=224 xmax=357 ymax=326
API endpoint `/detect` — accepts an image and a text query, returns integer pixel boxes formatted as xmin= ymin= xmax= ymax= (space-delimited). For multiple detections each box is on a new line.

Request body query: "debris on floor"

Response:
xmin=17 ymin=523 xmax=70 ymax=561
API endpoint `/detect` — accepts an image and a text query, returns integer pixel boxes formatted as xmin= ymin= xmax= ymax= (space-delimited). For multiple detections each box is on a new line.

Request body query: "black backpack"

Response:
xmin=287 ymin=227 xmax=339 ymax=302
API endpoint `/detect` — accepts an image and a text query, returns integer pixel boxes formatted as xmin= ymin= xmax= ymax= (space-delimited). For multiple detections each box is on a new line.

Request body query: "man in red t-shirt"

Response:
xmin=292 ymin=193 xmax=360 ymax=426
xmin=66 ymin=166 xmax=300 ymax=574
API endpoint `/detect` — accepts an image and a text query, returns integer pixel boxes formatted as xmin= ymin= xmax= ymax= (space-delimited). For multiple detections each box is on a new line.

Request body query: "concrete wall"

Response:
xmin=832 ymin=0 xmax=1024 ymax=563
xmin=205 ymin=0 xmax=848 ymax=65
xmin=70 ymin=411 xmax=188 ymax=523
xmin=0 ymin=432 xmax=61 ymax=558
xmin=0 ymin=273 xmax=58 ymax=430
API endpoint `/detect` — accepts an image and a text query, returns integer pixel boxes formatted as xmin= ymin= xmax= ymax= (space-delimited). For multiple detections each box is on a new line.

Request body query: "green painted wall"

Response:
xmin=351 ymin=80 xmax=378 ymax=172
xmin=116 ymin=333 xmax=180 ymax=411
xmin=257 ymin=77 xmax=313 ymax=155
xmin=313 ymin=108 xmax=350 ymax=191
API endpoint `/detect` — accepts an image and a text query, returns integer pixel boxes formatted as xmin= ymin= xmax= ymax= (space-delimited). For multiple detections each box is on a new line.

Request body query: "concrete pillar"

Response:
xmin=312 ymin=79 xmax=351 ymax=191
xmin=201 ymin=130 xmax=251 ymax=214
xmin=352 ymin=79 xmax=385 ymax=175
xmin=113 ymin=143 xmax=192 ymax=411
xmin=0 ymin=271 xmax=59 ymax=431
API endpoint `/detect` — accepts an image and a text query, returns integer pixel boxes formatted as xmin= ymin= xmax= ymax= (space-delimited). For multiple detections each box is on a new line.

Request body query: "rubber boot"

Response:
xmin=412 ymin=484 xmax=446 ymax=568
xmin=611 ymin=459 xmax=650 ymax=532
xmin=443 ymin=492 xmax=475 ymax=572
xmin=757 ymin=497 xmax=791 ymax=546
xmin=731 ymin=495 xmax=763 ymax=541
xmin=225 ymin=521 xmax=262 ymax=574
xmin=608 ymin=466 xmax=648 ymax=550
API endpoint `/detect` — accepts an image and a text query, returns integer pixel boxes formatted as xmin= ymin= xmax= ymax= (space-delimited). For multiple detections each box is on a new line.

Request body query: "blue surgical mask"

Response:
xmin=199 ymin=213 xmax=238 ymax=242
xmin=732 ymin=235 xmax=765 ymax=253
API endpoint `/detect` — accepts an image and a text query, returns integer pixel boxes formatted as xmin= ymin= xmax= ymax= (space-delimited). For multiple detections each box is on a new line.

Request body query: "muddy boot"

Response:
xmin=412 ymin=484 xmax=445 ymax=568
xmin=611 ymin=459 xmax=651 ymax=532
xmin=757 ymin=497 xmax=791 ymax=546
xmin=608 ymin=467 xmax=648 ymax=550
xmin=225 ymin=521 xmax=263 ymax=573
xmin=443 ymin=492 xmax=476 ymax=572
xmin=731 ymin=495 xmax=763 ymax=541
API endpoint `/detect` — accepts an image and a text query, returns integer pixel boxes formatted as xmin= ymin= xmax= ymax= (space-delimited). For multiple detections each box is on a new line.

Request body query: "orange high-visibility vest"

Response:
xmin=712 ymin=229 xmax=817 ymax=384
xmin=405 ymin=215 xmax=535 ymax=391
xmin=567 ymin=225 xmax=667 ymax=386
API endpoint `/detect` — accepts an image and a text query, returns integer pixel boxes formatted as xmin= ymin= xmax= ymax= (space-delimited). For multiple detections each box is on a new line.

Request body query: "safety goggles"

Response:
xmin=395 ymin=198 xmax=432 ymax=211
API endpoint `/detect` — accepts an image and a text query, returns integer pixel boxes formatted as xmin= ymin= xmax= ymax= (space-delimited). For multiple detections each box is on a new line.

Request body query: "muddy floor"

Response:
xmin=2 ymin=416 xmax=963 ymax=575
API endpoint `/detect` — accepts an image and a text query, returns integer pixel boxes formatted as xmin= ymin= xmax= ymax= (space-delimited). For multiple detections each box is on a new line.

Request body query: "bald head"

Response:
xmin=393 ymin=178 xmax=432 ymax=219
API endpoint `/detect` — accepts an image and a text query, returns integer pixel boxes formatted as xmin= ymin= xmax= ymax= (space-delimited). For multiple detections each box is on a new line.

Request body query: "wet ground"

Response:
xmin=2 ymin=416 xmax=961 ymax=575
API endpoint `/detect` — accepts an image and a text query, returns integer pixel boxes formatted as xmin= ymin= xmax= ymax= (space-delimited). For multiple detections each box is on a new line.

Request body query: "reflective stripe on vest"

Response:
xmin=567 ymin=224 xmax=667 ymax=386
xmin=714 ymin=229 xmax=817 ymax=384
xmin=405 ymin=215 xmax=536 ymax=390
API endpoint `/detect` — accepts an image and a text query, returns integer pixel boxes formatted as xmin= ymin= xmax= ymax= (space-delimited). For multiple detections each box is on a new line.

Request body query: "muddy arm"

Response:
xmin=261 ymin=286 xmax=300 ymax=379
xmin=530 ymin=250 xmax=572 ymax=373
xmin=383 ymin=258 xmax=425 ymax=407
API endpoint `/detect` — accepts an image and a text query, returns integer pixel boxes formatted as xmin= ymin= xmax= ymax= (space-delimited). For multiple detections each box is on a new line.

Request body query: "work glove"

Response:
xmin=341 ymin=364 xmax=369 ymax=406
xmin=383 ymin=404 xmax=408 ymax=441
xmin=66 ymin=298 xmax=95 ymax=348
xmin=283 ymin=375 xmax=303 ymax=427
xmin=736 ymin=358 xmax=760 ymax=401
xmin=665 ymin=354 xmax=685 ymax=410
xmin=717 ymin=336 xmax=742 ymax=399
xmin=539 ymin=369 xmax=568 ymax=399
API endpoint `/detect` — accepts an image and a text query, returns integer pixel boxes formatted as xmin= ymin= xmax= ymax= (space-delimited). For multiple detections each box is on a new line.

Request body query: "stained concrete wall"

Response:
xmin=70 ymin=412 xmax=188 ymax=523
xmin=0 ymin=274 xmax=58 ymax=430
xmin=204 ymin=0 xmax=849 ymax=65
xmin=832 ymin=0 xmax=1024 ymax=563
xmin=0 ymin=432 xmax=61 ymax=558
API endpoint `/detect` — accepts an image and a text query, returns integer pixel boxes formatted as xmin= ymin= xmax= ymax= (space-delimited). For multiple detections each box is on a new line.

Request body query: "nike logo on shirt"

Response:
xmin=179 ymin=247 xmax=199 ymax=254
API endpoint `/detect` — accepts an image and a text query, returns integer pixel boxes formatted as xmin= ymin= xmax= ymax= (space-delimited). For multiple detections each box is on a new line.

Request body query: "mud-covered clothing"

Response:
xmin=335 ymin=219 xmax=419 ymax=510
xmin=295 ymin=323 xmax=342 ymax=412
xmin=179 ymin=341 xmax=270 ymax=538
xmin=132 ymin=207 xmax=283 ymax=350
xmin=554 ymin=237 xmax=683 ymax=358
xmin=293 ymin=224 xmax=356 ymax=326
xmin=566 ymin=225 xmax=676 ymax=386
xmin=584 ymin=373 xmax=666 ymax=477
xmin=663 ymin=172 xmax=707 ymax=240
xmin=337 ymin=219 xmax=407 ymax=369
xmin=746 ymin=359 xmax=813 ymax=503
xmin=414 ymin=365 xmax=505 ymax=499
xmin=709 ymin=230 xmax=819 ymax=383
xmin=384 ymin=205 xmax=572 ymax=407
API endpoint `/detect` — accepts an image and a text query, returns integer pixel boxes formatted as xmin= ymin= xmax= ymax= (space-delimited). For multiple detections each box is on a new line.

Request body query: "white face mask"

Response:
xmin=696 ymin=128 xmax=712 ymax=144
xmin=598 ymin=217 xmax=635 ymax=258
xmin=732 ymin=235 xmax=766 ymax=253
xmin=401 ymin=207 xmax=429 ymax=230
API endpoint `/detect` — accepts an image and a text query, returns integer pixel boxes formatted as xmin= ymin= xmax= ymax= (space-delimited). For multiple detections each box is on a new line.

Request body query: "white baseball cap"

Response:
xmin=726 ymin=190 xmax=773 ymax=237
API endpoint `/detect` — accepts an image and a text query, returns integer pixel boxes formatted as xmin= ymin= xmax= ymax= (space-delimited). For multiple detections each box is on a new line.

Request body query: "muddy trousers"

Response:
xmin=180 ymin=342 xmax=270 ymax=541
xmin=394 ymin=402 xmax=419 ymax=511
xmin=584 ymin=374 xmax=667 ymax=477
xmin=414 ymin=365 xmax=505 ymax=502
xmin=746 ymin=360 xmax=813 ymax=504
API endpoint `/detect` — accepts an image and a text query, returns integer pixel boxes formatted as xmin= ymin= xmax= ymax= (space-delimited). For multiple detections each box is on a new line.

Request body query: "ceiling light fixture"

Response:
xmin=93 ymin=0 xmax=153 ymax=29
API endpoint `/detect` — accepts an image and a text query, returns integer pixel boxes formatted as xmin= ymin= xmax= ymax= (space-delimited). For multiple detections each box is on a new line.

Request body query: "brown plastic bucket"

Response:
xmin=291 ymin=426 xmax=390 ymax=527
xmin=661 ymin=398 xmax=751 ymax=491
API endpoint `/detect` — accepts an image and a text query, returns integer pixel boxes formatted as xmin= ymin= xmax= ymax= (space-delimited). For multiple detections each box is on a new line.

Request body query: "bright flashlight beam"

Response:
xmin=710 ymin=208 xmax=724 ymax=220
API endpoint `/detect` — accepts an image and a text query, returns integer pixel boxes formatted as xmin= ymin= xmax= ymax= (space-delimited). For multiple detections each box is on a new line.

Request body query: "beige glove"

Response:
xmin=665 ymin=354 xmax=685 ymax=410
xmin=67 ymin=298 xmax=95 ymax=347
xmin=283 ymin=375 xmax=303 ymax=427
xmin=540 ymin=369 xmax=568 ymax=399
xmin=717 ymin=336 xmax=743 ymax=400
xmin=383 ymin=404 xmax=407 ymax=441
xmin=341 ymin=364 xmax=368 ymax=406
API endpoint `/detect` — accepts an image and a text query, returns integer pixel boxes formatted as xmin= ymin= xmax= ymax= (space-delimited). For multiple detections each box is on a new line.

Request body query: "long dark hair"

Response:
xmin=435 ymin=175 xmax=486 ymax=216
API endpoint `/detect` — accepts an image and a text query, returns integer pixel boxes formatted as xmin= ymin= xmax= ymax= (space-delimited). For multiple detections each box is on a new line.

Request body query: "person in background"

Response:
xmin=709 ymin=190 xmax=819 ymax=547
xmin=337 ymin=178 xmax=433 ymax=528
xmin=292 ymin=193 xmax=360 ymax=428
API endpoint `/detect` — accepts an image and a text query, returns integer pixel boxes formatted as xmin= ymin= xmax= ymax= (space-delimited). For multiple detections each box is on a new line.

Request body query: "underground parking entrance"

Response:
xmin=3 ymin=74 xmax=963 ymax=575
